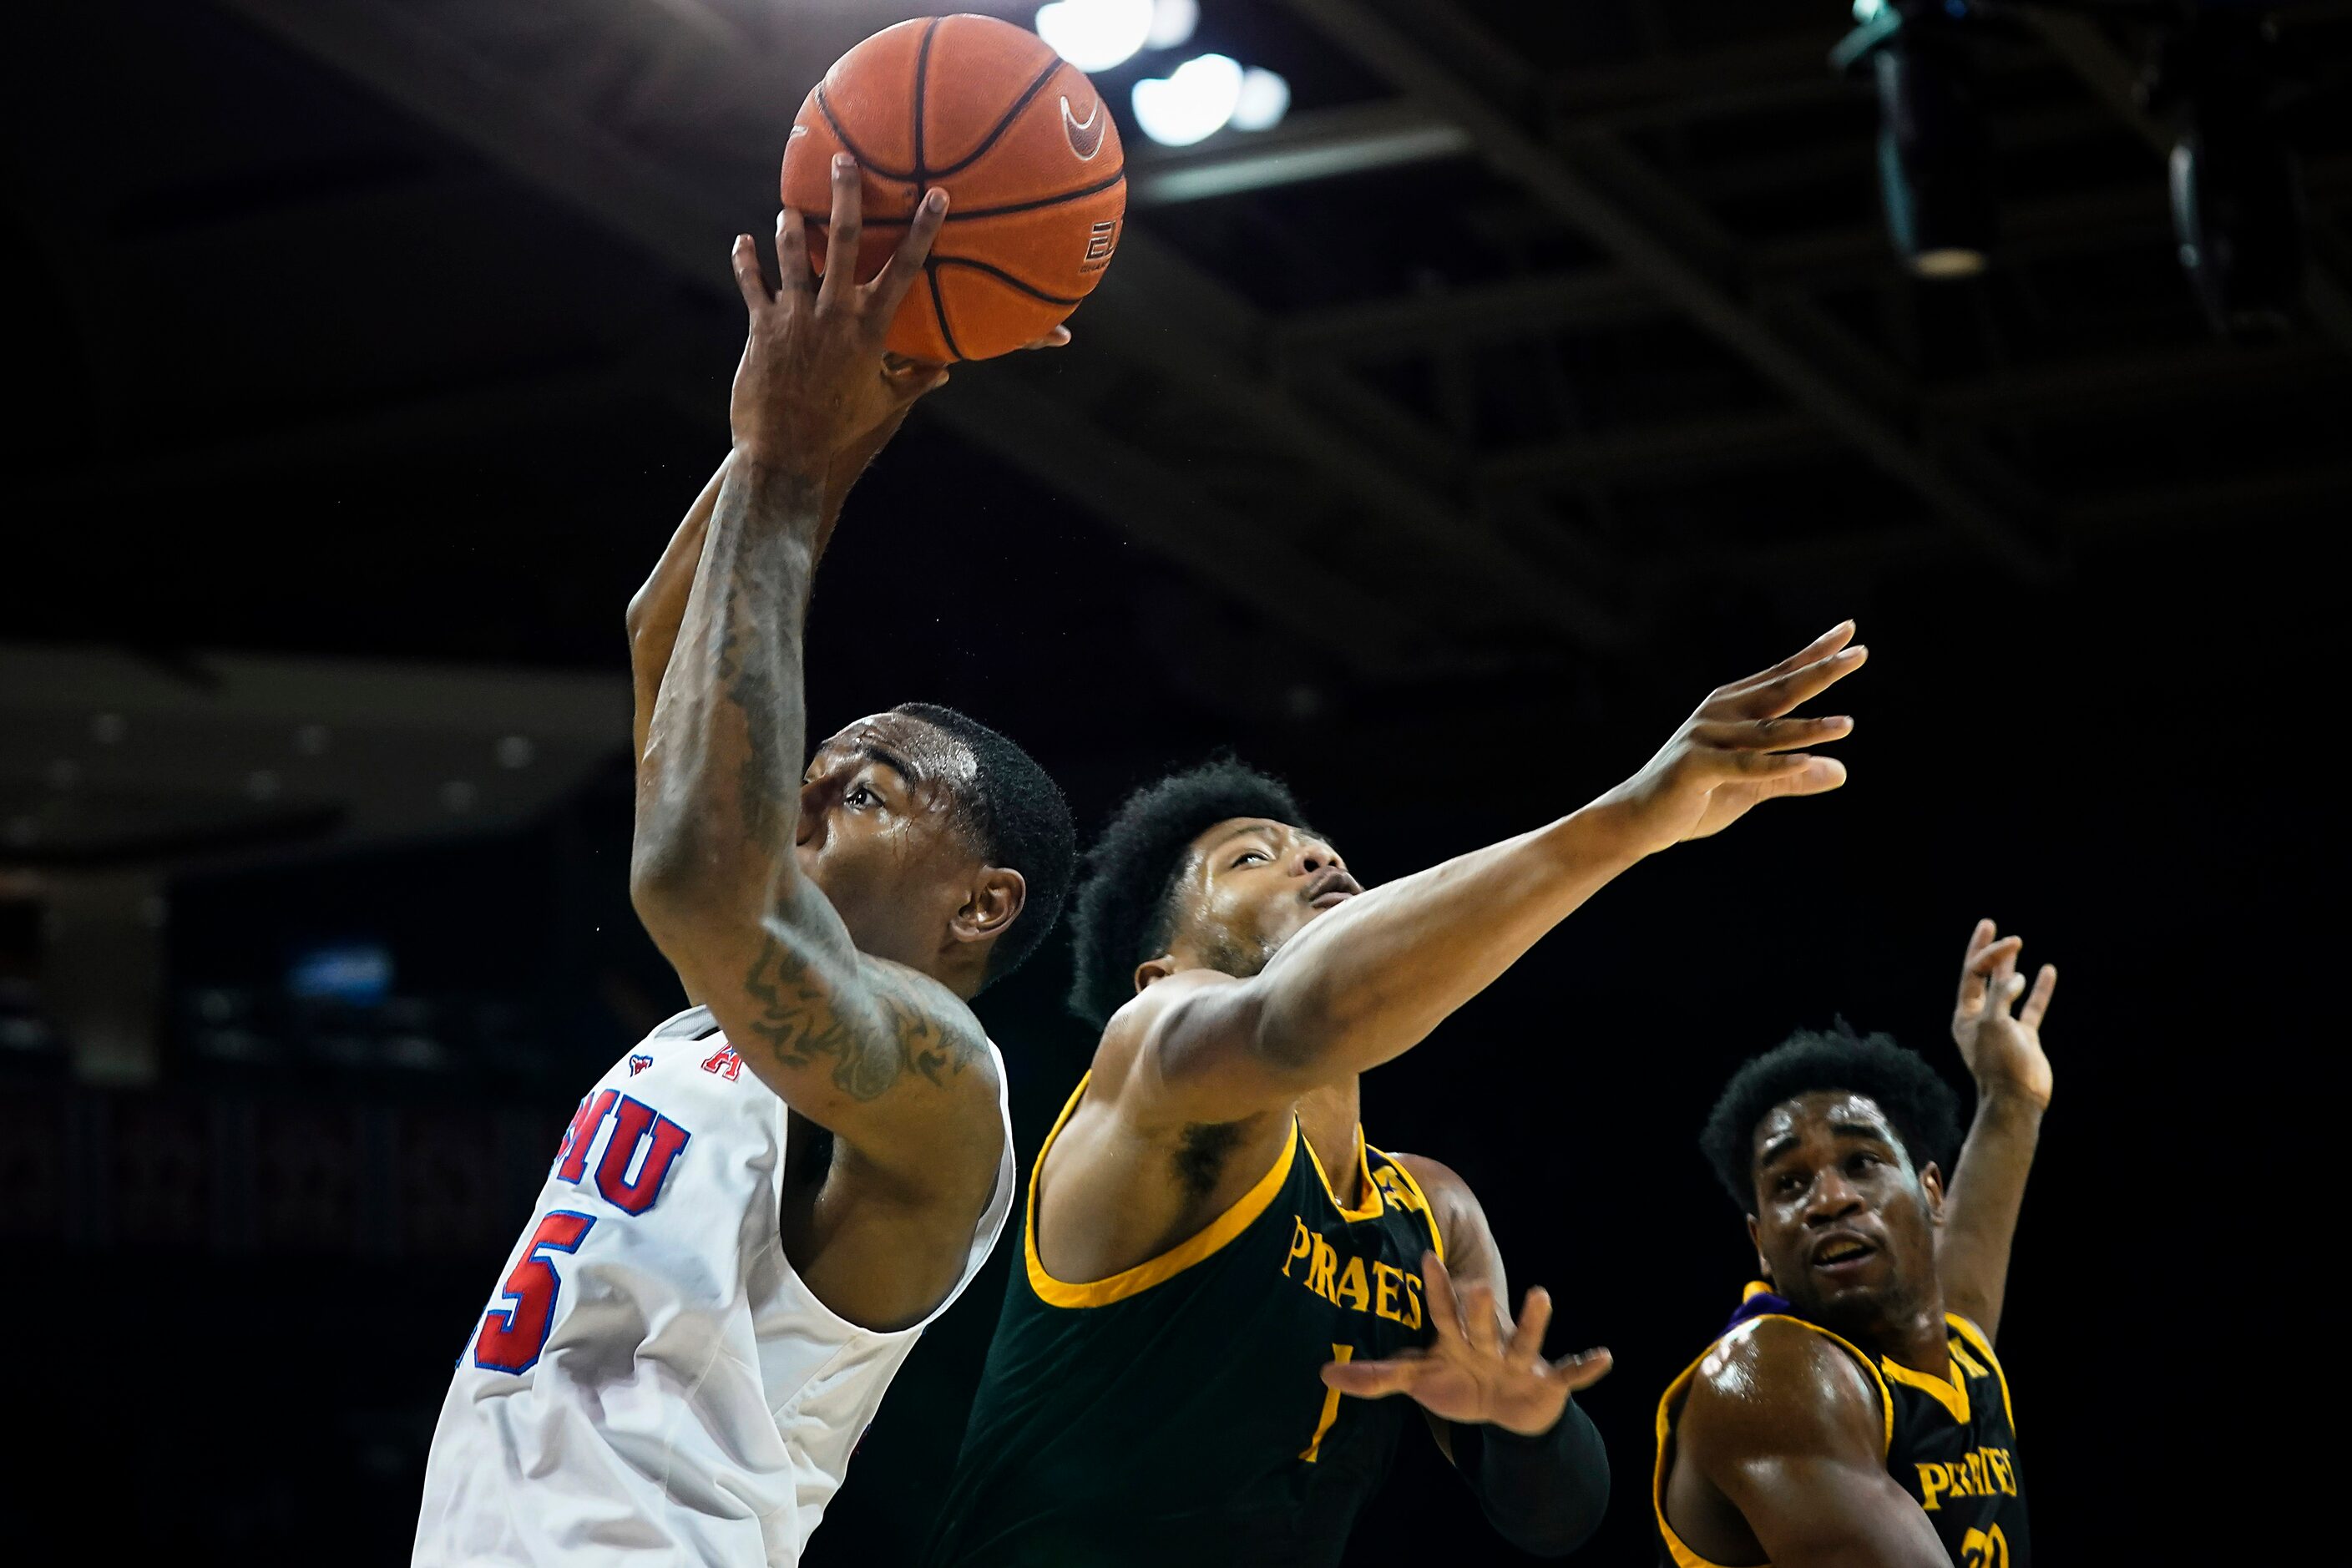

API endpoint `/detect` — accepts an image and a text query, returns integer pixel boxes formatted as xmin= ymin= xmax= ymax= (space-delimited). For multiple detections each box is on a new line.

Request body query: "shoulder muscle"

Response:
xmin=1678 ymin=1318 xmax=1948 ymax=1568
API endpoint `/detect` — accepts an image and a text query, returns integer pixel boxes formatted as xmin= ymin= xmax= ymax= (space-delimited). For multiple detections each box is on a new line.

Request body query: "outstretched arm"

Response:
xmin=1937 ymin=918 xmax=2056 ymax=1341
xmin=1675 ymin=1319 xmax=1950 ymax=1568
xmin=630 ymin=161 xmax=985 ymax=1179
xmin=1110 ymin=625 xmax=1868 ymax=1124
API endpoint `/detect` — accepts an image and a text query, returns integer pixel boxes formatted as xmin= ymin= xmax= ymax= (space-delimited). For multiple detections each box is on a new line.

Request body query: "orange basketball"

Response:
xmin=781 ymin=14 xmax=1126 ymax=362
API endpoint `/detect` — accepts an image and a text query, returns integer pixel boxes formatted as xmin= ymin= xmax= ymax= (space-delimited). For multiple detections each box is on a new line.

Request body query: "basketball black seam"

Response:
xmin=927 ymin=266 xmax=966 ymax=361
xmin=946 ymin=170 xmax=1126 ymax=221
xmin=931 ymin=255 xmax=1083 ymax=306
xmin=929 ymin=56 xmax=1068 ymax=179
xmin=802 ymin=169 xmax=1125 ymax=230
xmin=912 ymin=17 xmax=940 ymax=184
xmin=815 ymin=84 xmax=917 ymax=183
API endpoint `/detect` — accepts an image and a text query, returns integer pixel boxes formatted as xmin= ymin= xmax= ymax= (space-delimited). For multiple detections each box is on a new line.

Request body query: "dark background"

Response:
xmin=2 ymin=0 xmax=2325 ymax=1562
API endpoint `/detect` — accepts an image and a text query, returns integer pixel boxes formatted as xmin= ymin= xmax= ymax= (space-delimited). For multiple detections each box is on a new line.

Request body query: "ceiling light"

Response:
xmin=1231 ymin=66 xmax=1290 ymax=132
xmin=1146 ymin=0 xmax=1198 ymax=50
xmin=1870 ymin=31 xmax=1996 ymax=279
xmin=1132 ymin=53 xmax=1244 ymax=147
xmin=1035 ymin=0 xmax=1154 ymax=73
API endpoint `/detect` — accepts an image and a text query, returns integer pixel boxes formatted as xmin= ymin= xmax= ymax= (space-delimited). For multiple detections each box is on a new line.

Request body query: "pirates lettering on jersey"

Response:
xmin=923 ymin=1074 xmax=1449 ymax=1568
xmin=1282 ymin=1218 xmax=1426 ymax=1328
xmin=1654 ymin=1292 xmax=2031 ymax=1568
xmin=1916 ymin=1445 xmax=2018 ymax=1511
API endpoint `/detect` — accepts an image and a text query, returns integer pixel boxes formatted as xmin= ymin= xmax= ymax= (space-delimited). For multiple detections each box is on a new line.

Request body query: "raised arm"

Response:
xmin=629 ymin=162 xmax=979 ymax=1175
xmin=1111 ymin=625 xmax=1868 ymax=1123
xmin=1321 ymin=1156 xmax=1611 ymax=1557
xmin=1936 ymin=918 xmax=2056 ymax=1341
xmin=629 ymin=457 xmax=729 ymax=783
xmin=1674 ymin=1320 xmax=1950 ymax=1568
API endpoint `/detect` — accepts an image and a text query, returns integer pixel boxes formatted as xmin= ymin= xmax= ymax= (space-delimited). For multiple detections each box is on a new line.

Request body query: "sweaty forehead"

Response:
xmin=812 ymin=712 xmax=975 ymax=791
xmin=1753 ymin=1090 xmax=1896 ymax=1160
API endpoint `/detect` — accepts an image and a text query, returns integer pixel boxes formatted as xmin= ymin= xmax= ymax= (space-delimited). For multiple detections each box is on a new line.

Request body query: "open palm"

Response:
xmin=1952 ymin=918 xmax=2056 ymax=1108
xmin=1318 ymin=1252 xmax=1611 ymax=1437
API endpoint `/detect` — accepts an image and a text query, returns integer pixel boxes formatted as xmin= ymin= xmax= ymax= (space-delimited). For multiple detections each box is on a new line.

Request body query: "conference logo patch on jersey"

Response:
xmin=702 ymin=1044 xmax=744 ymax=1081
xmin=1061 ymin=94 xmax=1105 ymax=160
xmin=1371 ymin=1165 xmax=1429 ymax=1219
xmin=629 ymin=1053 xmax=653 ymax=1076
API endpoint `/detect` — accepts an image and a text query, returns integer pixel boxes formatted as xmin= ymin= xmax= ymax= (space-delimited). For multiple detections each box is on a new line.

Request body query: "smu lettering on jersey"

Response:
xmin=414 ymin=1006 xmax=1015 ymax=1568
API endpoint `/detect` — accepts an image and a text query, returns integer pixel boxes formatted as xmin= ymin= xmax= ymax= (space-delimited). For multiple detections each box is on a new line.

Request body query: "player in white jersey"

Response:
xmin=416 ymin=164 xmax=1075 ymax=1565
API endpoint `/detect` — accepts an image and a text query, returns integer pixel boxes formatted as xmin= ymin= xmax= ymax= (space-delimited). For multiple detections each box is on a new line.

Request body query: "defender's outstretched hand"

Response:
xmin=1600 ymin=620 xmax=1865 ymax=856
xmin=1953 ymin=918 xmax=2056 ymax=1109
xmin=1320 ymin=1252 xmax=1611 ymax=1437
xmin=729 ymin=154 xmax=951 ymax=476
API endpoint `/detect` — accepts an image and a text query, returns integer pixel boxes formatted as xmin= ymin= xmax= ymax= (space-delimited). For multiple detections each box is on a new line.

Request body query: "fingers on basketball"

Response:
xmin=777 ymin=15 xmax=1125 ymax=361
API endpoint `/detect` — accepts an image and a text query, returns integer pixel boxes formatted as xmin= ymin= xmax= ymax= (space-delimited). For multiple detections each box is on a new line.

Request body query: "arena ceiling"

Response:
xmin=7 ymin=0 xmax=2349 ymax=692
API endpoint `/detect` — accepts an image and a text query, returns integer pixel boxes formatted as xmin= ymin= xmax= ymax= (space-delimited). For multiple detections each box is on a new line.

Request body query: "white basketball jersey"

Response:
xmin=413 ymin=1005 xmax=1015 ymax=1567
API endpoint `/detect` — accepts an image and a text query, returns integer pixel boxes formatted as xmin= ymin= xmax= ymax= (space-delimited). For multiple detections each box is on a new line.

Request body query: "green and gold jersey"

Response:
xmin=923 ymin=1074 xmax=1446 ymax=1568
xmin=1654 ymin=1287 xmax=2031 ymax=1568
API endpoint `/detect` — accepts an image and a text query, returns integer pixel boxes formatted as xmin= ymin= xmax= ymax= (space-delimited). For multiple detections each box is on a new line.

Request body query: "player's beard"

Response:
xmin=1206 ymin=928 xmax=1278 ymax=982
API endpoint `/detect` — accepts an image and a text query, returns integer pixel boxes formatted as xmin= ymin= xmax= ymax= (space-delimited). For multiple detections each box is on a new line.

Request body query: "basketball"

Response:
xmin=781 ymin=13 xmax=1126 ymax=362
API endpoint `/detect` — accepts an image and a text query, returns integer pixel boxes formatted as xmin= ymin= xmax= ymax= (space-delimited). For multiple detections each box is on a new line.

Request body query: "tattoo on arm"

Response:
xmin=736 ymin=888 xmax=986 ymax=1102
xmin=710 ymin=488 xmax=810 ymax=852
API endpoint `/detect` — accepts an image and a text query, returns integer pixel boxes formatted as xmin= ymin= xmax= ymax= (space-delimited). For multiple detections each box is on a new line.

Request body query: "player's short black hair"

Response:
xmin=893 ymin=702 xmax=1075 ymax=989
xmin=1065 ymin=757 xmax=1308 ymax=1026
xmin=1699 ymin=1022 xmax=1963 ymax=1211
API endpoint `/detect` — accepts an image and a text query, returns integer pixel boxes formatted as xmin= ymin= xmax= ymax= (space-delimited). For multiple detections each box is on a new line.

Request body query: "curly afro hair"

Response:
xmin=893 ymin=703 xmax=1075 ymax=990
xmin=1065 ymin=757 xmax=1308 ymax=1026
xmin=1699 ymin=1023 xmax=1962 ymax=1211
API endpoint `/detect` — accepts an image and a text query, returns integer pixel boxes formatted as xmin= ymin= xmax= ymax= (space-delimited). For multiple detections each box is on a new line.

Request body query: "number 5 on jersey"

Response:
xmin=473 ymin=1211 xmax=595 ymax=1373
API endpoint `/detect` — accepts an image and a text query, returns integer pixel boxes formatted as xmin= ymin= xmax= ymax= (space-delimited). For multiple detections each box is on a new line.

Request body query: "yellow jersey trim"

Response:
xmin=1878 ymin=1338 xmax=1970 ymax=1426
xmin=1022 ymin=1072 xmax=1301 ymax=1310
xmin=1366 ymin=1146 xmax=1445 ymax=1263
xmin=1651 ymin=1314 xmax=1894 ymax=1568
xmin=1946 ymin=1314 xmax=2014 ymax=1433
xmin=1302 ymin=1123 xmax=1385 ymax=1222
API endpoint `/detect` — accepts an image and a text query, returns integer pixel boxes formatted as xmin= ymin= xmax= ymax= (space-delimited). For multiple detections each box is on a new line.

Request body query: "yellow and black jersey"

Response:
xmin=1654 ymin=1287 xmax=2030 ymax=1568
xmin=922 ymin=1074 xmax=1445 ymax=1568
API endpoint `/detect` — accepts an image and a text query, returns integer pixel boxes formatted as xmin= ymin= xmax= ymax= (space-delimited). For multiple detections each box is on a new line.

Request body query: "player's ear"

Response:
xmin=1745 ymin=1213 xmax=1769 ymax=1280
xmin=1920 ymin=1161 xmax=1947 ymax=1222
xmin=1133 ymin=954 xmax=1176 ymax=994
xmin=952 ymin=866 xmax=1026 ymax=946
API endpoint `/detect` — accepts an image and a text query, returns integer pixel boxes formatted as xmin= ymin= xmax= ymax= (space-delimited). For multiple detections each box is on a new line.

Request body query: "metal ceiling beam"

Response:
xmin=9 ymin=360 xmax=659 ymax=507
xmin=1274 ymin=268 xmax=1647 ymax=358
xmin=1070 ymin=244 xmax=1621 ymax=645
xmin=1127 ymin=101 xmax=1471 ymax=208
xmin=1546 ymin=35 xmax=1847 ymax=131
xmin=1282 ymin=0 xmax=2054 ymax=579
xmin=1474 ymin=338 xmax=2347 ymax=486
xmin=2064 ymin=457 xmax=2352 ymax=530
xmin=205 ymin=0 xmax=1451 ymax=675
xmin=1479 ymin=410 xmax=1828 ymax=489
xmin=914 ymin=370 xmax=1426 ymax=671
xmin=1126 ymin=38 xmax=1852 ymax=210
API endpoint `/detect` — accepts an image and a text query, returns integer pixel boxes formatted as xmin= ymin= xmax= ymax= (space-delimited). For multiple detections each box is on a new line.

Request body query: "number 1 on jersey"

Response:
xmin=473 ymin=1211 xmax=596 ymax=1374
xmin=1300 ymin=1344 xmax=1353 ymax=1463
